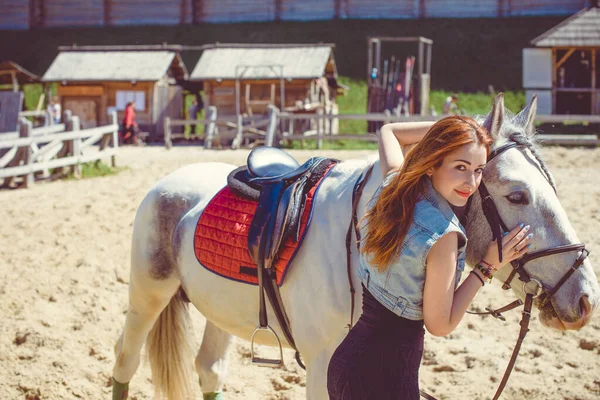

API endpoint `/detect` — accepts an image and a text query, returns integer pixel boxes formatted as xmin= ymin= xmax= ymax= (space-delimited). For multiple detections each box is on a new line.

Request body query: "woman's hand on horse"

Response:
xmin=483 ymin=224 xmax=533 ymax=271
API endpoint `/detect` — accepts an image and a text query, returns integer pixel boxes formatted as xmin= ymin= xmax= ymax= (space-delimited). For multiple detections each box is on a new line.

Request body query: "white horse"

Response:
xmin=112 ymin=94 xmax=600 ymax=400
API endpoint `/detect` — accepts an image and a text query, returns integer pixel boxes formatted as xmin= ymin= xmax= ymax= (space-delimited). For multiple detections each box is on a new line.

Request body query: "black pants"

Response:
xmin=327 ymin=286 xmax=424 ymax=400
xmin=121 ymin=124 xmax=139 ymax=144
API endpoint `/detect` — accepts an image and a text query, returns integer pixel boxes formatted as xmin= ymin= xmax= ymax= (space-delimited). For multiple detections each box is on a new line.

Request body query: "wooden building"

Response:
xmin=189 ymin=43 xmax=344 ymax=120
xmin=41 ymin=46 xmax=188 ymax=139
xmin=0 ymin=61 xmax=40 ymax=92
xmin=523 ymin=5 xmax=600 ymax=115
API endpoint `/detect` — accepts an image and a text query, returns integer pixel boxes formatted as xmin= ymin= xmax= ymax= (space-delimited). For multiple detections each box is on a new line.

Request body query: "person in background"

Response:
xmin=188 ymin=94 xmax=204 ymax=135
xmin=188 ymin=96 xmax=199 ymax=121
xmin=188 ymin=96 xmax=200 ymax=135
xmin=47 ymin=97 xmax=61 ymax=124
xmin=443 ymin=93 xmax=459 ymax=114
xmin=122 ymin=101 xmax=142 ymax=145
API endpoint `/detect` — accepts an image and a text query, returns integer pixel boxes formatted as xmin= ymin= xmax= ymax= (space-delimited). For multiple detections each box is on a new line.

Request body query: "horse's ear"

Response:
xmin=514 ymin=94 xmax=538 ymax=137
xmin=482 ymin=93 xmax=504 ymax=140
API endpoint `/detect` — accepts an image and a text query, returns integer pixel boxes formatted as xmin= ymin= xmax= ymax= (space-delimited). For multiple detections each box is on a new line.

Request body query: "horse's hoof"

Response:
xmin=203 ymin=391 xmax=225 ymax=400
xmin=112 ymin=378 xmax=129 ymax=400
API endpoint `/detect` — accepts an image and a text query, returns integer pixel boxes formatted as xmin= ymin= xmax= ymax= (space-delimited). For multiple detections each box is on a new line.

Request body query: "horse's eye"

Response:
xmin=506 ymin=191 xmax=528 ymax=205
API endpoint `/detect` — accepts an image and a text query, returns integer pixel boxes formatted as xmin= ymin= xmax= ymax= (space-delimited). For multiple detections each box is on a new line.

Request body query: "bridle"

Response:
xmin=346 ymin=139 xmax=590 ymax=400
xmin=476 ymin=140 xmax=589 ymax=311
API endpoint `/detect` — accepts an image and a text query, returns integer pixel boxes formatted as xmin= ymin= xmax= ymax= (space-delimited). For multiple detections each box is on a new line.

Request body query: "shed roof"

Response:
xmin=531 ymin=7 xmax=600 ymax=47
xmin=0 ymin=61 xmax=40 ymax=85
xmin=42 ymin=50 xmax=188 ymax=82
xmin=190 ymin=44 xmax=336 ymax=81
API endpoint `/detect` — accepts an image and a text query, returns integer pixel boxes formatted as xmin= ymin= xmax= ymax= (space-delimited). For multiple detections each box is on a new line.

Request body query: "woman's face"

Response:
xmin=429 ymin=142 xmax=487 ymax=207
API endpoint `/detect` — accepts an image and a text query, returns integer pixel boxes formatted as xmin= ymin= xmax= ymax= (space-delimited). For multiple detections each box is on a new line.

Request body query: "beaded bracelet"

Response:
xmin=480 ymin=260 xmax=497 ymax=273
xmin=469 ymin=271 xmax=485 ymax=287
xmin=474 ymin=262 xmax=494 ymax=282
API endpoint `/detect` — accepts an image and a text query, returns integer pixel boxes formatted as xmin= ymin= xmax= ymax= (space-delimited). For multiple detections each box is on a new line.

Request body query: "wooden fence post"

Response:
xmin=45 ymin=110 xmax=53 ymax=126
xmin=110 ymin=111 xmax=118 ymax=167
xmin=19 ymin=118 xmax=34 ymax=188
xmin=164 ymin=116 xmax=172 ymax=150
xmin=265 ymin=105 xmax=279 ymax=147
xmin=204 ymin=106 xmax=217 ymax=149
xmin=100 ymin=111 xmax=116 ymax=150
xmin=316 ymin=109 xmax=324 ymax=149
xmin=327 ymin=106 xmax=334 ymax=136
xmin=232 ymin=114 xmax=243 ymax=150
xmin=70 ymin=116 xmax=82 ymax=179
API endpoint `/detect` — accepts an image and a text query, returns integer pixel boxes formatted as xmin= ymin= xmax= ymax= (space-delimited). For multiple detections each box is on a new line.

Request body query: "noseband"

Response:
xmin=477 ymin=141 xmax=589 ymax=308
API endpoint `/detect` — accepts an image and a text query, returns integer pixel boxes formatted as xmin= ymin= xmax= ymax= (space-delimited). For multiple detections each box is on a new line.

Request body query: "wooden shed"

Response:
xmin=523 ymin=4 xmax=600 ymax=115
xmin=41 ymin=46 xmax=188 ymax=139
xmin=189 ymin=43 xmax=344 ymax=119
xmin=0 ymin=61 xmax=40 ymax=92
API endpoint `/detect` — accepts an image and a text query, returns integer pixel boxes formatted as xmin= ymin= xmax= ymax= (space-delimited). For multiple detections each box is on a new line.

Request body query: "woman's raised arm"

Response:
xmin=377 ymin=122 xmax=435 ymax=177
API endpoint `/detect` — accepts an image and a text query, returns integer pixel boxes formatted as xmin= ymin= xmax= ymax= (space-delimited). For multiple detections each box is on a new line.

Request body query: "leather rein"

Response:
xmin=345 ymin=141 xmax=589 ymax=400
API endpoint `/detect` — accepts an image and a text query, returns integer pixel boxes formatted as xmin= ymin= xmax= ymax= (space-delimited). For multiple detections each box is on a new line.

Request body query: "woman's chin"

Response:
xmin=448 ymin=197 xmax=469 ymax=207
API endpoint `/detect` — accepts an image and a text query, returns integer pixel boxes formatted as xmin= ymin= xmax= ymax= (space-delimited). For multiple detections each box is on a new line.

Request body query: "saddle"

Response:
xmin=226 ymin=147 xmax=338 ymax=368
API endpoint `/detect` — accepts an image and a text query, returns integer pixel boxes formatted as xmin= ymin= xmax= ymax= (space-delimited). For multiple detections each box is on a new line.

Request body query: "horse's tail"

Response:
xmin=147 ymin=289 xmax=195 ymax=400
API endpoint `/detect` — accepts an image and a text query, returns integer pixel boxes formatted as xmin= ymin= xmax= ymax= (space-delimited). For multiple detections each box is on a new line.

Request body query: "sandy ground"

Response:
xmin=1 ymin=145 xmax=599 ymax=400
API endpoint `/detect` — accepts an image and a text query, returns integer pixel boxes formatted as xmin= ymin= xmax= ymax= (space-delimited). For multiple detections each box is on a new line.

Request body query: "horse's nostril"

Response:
xmin=579 ymin=295 xmax=592 ymax=318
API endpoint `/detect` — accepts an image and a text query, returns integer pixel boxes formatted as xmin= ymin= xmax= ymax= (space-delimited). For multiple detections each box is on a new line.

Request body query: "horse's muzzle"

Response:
xmin=539 ymin=294 xmax=595 ymax=331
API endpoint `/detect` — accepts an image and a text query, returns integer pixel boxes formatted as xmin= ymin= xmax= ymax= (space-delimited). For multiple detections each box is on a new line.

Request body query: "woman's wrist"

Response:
xmin=469 ymin=270 xmax=485 ymax=287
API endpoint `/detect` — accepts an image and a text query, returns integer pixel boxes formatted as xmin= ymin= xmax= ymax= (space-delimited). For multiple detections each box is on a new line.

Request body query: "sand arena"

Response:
xmin=1 ymin=146 xmax=599 ymax=399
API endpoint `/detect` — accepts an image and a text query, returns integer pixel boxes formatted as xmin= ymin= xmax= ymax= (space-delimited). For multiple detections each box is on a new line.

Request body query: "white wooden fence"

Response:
xmin=164 ymin=105 xmax=274 ymax=150
xmin=0 ymin=111 xmax=119 ymax=188
xmin=163 ymin=105 xmax=599 ymax=149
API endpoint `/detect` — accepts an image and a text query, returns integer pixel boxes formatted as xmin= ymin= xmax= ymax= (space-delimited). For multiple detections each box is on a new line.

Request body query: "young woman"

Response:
xmin=327 ymin=116 xmax=534 ymax=399
xmin=121 ymin=101 xmax=141 ymax=145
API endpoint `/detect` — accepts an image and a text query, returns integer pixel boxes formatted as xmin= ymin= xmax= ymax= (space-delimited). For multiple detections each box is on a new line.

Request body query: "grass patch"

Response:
xmin=429 ymin=90 xmax=525 ymax=116
xmin=22 ymin=83 xmax=57 ymax=111
xmin=63 ymin=161 xmax=124 ymax=179
xmin=337 ymin=76 xmax=368 ymax=134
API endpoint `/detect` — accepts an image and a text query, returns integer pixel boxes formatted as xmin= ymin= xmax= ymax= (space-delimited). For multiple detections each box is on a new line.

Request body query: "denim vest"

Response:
xmin=357 ymin=173 xmax=468 ymax=321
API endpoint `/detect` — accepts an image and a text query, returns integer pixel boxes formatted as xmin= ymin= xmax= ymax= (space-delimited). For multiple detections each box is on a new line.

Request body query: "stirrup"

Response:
xmin=250 ymin=325 xmax=284 ymax=367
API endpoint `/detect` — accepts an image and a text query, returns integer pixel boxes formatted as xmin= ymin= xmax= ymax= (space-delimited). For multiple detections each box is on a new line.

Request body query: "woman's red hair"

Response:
xmin=361 ymin=116 xmax=493 ymax=271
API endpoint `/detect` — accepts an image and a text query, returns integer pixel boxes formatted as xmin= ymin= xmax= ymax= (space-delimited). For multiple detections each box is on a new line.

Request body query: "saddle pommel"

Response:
xmin=247 ymin=147 xmax=300 ymax=180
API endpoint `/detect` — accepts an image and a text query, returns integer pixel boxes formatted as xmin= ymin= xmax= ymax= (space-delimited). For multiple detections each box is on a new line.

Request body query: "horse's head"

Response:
xmin=466 ymin=93 xmax=600 ymax=331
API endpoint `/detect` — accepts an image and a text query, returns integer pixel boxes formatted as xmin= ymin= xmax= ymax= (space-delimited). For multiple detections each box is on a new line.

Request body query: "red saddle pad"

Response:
xmin=194 ymin=166 xmax=333 ymax=286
